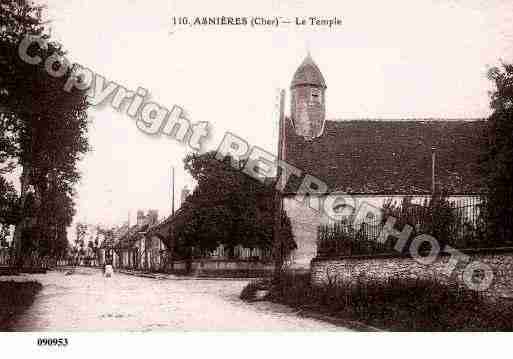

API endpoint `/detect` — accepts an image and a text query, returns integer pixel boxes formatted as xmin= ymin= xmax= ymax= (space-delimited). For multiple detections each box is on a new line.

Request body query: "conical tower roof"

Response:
xmin=291 ymin=53 xmax=327 ymax=89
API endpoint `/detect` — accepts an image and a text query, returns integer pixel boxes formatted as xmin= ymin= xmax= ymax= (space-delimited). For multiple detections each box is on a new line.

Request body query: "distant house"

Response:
xmin=99 ymin=222 xmax=130 ymax=267
xmin=114 ymin=210 xmax=160 ymax=270
xmin=279 ymin=54 xmax=487 ymax=268
xmin=114 ymin=225 xmax=142 ymax=269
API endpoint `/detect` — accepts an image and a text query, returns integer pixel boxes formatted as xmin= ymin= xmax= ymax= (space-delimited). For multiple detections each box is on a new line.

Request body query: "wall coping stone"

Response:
xmin=311 ymin=246 xmax=513 ymax=263
xmin=171 ymin=258 xmax=274 ymax=264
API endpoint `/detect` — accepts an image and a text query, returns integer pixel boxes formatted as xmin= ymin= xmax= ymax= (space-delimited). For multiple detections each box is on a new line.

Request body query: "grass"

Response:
xmin=241 ymin=271 xmax=513 ymax=331
xmin=0 ymin=281 xmax=42 ymax=331
xmin=240 ymin=280 xmax=271 ymax=301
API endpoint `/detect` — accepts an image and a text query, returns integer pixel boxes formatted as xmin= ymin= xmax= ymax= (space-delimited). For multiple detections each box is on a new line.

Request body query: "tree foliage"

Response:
xmin=381 ymin=194 xmax=466 ymax=248
xmin=171 ymin=151 xmax=295 ymax=259
xmin=0 ymin=176 xmax=19 ymax=225
xmin=0 ymin=1 xmax=90 ymax=263
xmin=75 ymin=222 xmax=87 ymax=248
xmin=483 ymin=62 xmax=513 ymax=244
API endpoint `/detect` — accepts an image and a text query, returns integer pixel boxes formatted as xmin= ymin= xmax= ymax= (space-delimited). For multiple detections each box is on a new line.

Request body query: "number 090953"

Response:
xmin=37 ymin=338 xmax=68 ymax=346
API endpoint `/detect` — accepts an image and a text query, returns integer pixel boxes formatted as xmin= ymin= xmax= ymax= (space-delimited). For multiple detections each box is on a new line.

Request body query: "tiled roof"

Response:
xmin=291 ymin=54 xmax=327 ymax=89
xmin=114 ymin=225 xmax=142 ymax=249
xmin=283 ymin=118 xmax=488 ymax=194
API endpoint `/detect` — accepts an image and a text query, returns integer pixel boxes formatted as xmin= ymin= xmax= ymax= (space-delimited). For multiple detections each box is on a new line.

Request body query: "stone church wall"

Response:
xmin=283 ymin=196 xmax=323 ymax=269
xmin=290 ymin=86 xmax=325 ymax=139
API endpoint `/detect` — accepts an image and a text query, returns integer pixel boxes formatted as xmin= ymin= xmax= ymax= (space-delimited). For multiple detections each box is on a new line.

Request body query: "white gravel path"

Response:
xmin=4 ymin=267 xmax=350 ymax=331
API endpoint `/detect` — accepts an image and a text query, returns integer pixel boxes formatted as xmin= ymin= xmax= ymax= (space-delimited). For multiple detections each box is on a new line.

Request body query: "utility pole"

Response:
xmin=171 ymin=166 xmax=175 ymax=216
xmin=273 ymin=89 xmax=286 ymax=278
xmin=431 ymin=146 xmax=436 ymax=194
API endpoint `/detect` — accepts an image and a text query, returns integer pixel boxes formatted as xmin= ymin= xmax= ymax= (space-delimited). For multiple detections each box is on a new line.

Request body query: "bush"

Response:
xmin=247 ymin=271 xmax=513 ymax=331
xmin=381 ymin=194 xmax=467 ymax=250
xmin=239 ymin=279 xmax=271 ymax=301
xmin=317 ymin=219 xmax=394 ymax=257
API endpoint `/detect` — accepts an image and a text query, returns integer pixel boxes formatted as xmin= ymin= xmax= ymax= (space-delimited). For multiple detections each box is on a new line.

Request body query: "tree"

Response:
xmin=0 ymin=176 xmax=19 ymax=225
xmin=36 ymin=182 xmax=76 ymax=264
xmin=170 ymin=151 xmax=295 ymax=268
xmin=0 ymin=1 xmax=90 ymax=265
xmin=381 ymin=193 xmax=463 ymax=249
xmin=483 ymin=62 xmax=513 ymax=244
xmin=75 ymin=223 xmax=87 ymax=248
xmin=0 ymin=1 xmax=44 ymax=172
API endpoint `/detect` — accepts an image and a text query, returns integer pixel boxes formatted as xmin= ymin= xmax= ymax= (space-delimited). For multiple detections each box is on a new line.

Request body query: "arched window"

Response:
xmin=310 ymin=88 xmax=321 ymax=103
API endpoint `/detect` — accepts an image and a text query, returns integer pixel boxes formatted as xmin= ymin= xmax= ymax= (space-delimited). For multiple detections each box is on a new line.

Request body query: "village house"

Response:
xmin=98 ymin=222 xmax=130 ymax=267
xmin=279 ymin=54 xmax=486 ymax=269
xmin=114 ymin=210 xmax=160 ymax=270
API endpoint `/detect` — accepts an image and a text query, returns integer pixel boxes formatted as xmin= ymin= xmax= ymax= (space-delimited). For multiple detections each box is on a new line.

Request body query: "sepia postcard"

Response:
xmin=1 ymin=0 xmax=513 ymax=356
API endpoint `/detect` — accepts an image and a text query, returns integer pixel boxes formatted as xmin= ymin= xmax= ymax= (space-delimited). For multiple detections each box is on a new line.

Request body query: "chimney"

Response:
xmin=180 ymin=186 xmax=190 ymax=207
xmin=136 ymin=210 xmax=145 ymax=227
xmin=148 ymin=210 xmax=159 ymax=225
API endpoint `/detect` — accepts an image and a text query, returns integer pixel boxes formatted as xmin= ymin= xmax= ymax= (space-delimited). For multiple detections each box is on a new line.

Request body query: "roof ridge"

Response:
xmin=326 ymin=118 xmax=487 ymax=122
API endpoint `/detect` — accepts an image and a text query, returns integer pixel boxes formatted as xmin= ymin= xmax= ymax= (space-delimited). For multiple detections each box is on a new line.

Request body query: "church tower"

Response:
xmin=290 ymin=53 xmax=327 ymax=140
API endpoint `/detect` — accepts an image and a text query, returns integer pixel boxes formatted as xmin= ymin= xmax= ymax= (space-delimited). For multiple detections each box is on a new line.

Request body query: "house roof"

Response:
xmin=282 ymin=118 xmax=488 ymax=195
xmin=114 ymin=224 xmax=143 ymax=249
xmin=291 ymin=54 xmax=327 ymax=89
xmin=145 ymin=207 xmax=184 ymax=241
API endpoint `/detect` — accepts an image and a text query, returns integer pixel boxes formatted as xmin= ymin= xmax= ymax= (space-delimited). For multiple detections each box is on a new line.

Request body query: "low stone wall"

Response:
xmin=311 ymin=248 xmax=513 ymax=298
xmin=167 ymin=259 xmax=274 ymax=277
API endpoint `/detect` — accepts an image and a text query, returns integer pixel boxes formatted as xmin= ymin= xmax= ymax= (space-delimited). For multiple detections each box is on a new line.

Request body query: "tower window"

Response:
xmin=310 ymin=88 xmax=321 ymax=103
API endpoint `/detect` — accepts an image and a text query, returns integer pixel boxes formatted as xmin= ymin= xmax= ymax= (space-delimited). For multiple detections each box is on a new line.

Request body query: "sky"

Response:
xmin=30 ymin=0 xmax=513 ymax=232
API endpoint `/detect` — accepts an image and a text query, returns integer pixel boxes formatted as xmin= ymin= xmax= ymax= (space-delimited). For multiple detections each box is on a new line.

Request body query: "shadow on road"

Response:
xmin=0 ymin=280 xmax=42 ymax=331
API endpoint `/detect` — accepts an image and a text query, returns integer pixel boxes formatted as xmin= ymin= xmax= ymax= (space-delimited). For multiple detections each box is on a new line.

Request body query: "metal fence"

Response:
xmin=317 ymin=219 xmax=392 ymax=257
xmin=317 ymin=196 xmax=486 ymax=257
xmin=207 ymin=244 xmax=272 ymax=261
xmin=0 ymin=247 xmax=12 ymax=266
xmin=449 ymin=196 xmax=486 ymax=243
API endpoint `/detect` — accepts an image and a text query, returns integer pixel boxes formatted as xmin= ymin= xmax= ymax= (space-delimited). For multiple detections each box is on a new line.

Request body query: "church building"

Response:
xmin=280 ymin=54 xmax=487 ymax=268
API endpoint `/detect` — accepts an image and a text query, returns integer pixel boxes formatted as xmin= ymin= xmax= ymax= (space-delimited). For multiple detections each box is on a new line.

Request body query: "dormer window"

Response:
xmin=310 ymin=88 xmax=321 ymax=103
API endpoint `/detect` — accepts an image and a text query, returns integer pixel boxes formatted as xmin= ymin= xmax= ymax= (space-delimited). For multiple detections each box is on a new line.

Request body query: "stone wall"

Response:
xmin=290 ymin=86 xmax=326 ymax=139
xmin=311 ymin=249 xmax=513 ymax=298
